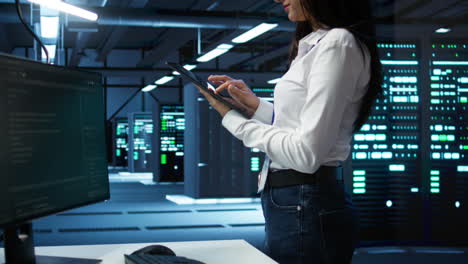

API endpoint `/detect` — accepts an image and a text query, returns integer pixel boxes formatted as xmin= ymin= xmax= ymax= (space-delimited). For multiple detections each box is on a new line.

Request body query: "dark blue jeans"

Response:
xmin=261 ymin=176 xmax=359 ymax=264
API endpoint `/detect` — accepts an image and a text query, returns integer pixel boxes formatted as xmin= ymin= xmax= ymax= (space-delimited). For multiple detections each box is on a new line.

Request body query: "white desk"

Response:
xmin=1 ymin=240 xmax=278 ymax=264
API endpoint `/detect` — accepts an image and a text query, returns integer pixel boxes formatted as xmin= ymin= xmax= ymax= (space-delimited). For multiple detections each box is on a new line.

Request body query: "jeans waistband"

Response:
xmin=267 ymin=166 xmax=343 ymax=188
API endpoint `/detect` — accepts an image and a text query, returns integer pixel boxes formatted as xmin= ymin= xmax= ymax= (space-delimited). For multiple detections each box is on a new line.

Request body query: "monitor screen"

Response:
xmin=0 ymin=54 xmax=109 ymax=228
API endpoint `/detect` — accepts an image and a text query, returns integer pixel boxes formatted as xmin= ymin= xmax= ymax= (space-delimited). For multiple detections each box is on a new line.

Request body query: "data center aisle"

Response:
xmin=33 ymin=182 xmax=266 ymax=249
xmin=30 ymin=181 xmax=468 ymax=264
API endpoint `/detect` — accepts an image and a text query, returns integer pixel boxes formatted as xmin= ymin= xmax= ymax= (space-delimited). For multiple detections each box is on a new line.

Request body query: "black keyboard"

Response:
xmin=124 ymin=254 xmax=206 ymax=264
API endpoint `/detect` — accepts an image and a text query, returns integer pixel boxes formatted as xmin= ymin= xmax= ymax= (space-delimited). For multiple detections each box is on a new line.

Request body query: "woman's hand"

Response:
xmin=195 ymin=85 xmax=231 ymax=117
xmin=208 ymin=75 xmax=260 ymax=117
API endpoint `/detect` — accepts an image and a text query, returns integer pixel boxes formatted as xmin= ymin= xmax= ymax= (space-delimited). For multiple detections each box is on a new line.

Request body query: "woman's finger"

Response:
xmin=210 ymin=80 xmax=225 ymax=85
xmin=226 ymin=80 xmax=249 ymax=92
xmin=227 ymin=84 xmax=242 ymax=98
xmin=208 ymin=75 xmax=233 ymax=83
xmin=215 ymin=80 xmax=246 ymax=94
xmin=214 ymin=81 xmax=231 ymax=94
xmin=227 ymin=85 xmax=249 ymax=105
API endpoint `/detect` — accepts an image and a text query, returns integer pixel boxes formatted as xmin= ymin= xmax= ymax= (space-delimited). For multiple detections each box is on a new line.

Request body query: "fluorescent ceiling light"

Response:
xmin=435 ymin=27 xmax=451 ymax=33
xmin=232 ymin=23 xmax=278 ymax=43
xmin=267 ymin=78 xmax=281 ymax=84
xmin=196 ymin=44 xmax=234 ymax=62
xmin=184 ymin=64 xmax=197 ymax=70
xmin=141 ymin=85 xmax=157 ymax=92
xmin=28 ymin=0 xmax=98 ymax=21
xmin=155 ymin=76 xmax=174 ymax=85
xmin=42 ymin=44 xmax=56 ymax=62
xmin=173 ymin=64 xmax=197 ymax=75
xmin=40 ymin=16 xmax=59 ymax=38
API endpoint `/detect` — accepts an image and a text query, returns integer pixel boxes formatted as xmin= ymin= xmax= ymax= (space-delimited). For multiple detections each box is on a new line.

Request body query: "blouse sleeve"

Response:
xmin=221 ymin=41 xmax=364 ymax=173
xmin=251 ymin=98 xmax=274 ymax=124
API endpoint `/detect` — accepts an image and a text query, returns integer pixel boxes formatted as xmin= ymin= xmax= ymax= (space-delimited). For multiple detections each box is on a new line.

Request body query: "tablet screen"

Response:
xmin=166 ymin=62 xmax=249 ymax=118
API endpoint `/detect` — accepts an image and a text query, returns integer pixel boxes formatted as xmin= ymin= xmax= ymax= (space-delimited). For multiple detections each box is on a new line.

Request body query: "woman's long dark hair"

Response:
xmin=290 ymin=0 xmax=382 ymax=133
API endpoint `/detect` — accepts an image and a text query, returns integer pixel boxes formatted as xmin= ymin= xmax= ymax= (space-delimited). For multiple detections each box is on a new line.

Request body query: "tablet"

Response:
xmin=166 ymin=62 xmax=249 ymax=118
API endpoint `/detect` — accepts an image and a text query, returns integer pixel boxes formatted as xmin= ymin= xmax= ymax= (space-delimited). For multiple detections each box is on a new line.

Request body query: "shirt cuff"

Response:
xmin=222 ymin=110 xmax=247 ymax=138
xmin=252 ymin=98 xmax=274 ymax=124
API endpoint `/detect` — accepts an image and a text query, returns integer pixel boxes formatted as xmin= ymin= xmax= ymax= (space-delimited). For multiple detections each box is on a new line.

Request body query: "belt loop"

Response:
xmin=336 ymin=166 xmax=343 ymax=181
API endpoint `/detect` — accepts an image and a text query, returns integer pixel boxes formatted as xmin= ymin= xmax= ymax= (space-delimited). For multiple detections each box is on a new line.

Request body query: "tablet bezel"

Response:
xmin=166 ymin=62 xmax=249 ymax=118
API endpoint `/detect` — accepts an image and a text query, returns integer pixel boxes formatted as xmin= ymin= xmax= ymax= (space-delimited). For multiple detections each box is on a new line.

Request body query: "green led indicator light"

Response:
xmin=431 ymin=182 xmax=440 ymax=187
xmin=430 ymin=188 xmax=440 ymax=193
xmin=431 ymin=176 xmax=440 ymax=181
xmin=353 ymin=176 xmax=366 ymax=182
xmin=353 ymin=183 xmax=366 ymax=188
xmin=161 ymin=154 xmax=167 ymax=164
xmin=134 ymin=151 xmax=139 ymax=161
xmin=439 ymin=135 xmax=447 ymax=141
xmin=353 ymin=189 xmax=366 ymax=194
xmin=116 ymin=149 xmax=121 ymax=157
xmin=353 ymin=170 xmax=366 ymax=176
xmin=430 ymin=170 xmax=440 ymax=175
xmin=461 ymin=98 xmax=468 ymax=103
xmin=389 ymin=164 xmax=405 ymax=171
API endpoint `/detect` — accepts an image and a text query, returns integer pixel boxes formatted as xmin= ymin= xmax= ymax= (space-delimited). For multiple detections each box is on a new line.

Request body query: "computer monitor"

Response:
xmin=0 ymin=53 xmax=109 ymax=264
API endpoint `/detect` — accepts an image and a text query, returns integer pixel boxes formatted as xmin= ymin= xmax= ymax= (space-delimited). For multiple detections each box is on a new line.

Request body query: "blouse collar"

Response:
xmin=295 ymin=28 xmax=329 ymax=59
xmin=299 ymin=28 xmax=329 ymax=47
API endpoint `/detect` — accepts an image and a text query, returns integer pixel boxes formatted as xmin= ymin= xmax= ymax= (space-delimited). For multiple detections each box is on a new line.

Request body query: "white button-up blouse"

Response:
xmin=221 ymin=28 xmax=371 ymax=191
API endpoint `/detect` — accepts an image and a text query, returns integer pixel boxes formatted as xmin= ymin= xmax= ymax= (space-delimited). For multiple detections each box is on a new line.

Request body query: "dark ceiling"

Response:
xmin=0 ymin=0 xmax=467 ymax=80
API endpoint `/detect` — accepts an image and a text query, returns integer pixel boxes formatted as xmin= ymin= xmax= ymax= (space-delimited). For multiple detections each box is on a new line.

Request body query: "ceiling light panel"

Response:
xmin=196 ymin=44 xmax=234 ymax=62
xmin=232 ymin=23 xmax=278 ymax=44
xmin=155 ymin=76 xmax=175 ymax=85
xmin=28 ymin=0 xmax=99 ymax=21
xmin=141 ymin=85 xmax=157 ymax=92
xmin=40 ymin=16 xmax=59 ymax=38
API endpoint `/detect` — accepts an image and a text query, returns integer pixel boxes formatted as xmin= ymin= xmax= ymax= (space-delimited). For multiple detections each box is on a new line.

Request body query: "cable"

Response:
xmin=15 ymin=0 xmax=50 ymax=64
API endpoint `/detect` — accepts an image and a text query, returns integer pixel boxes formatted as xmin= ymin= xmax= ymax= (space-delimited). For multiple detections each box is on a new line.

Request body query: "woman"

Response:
xmin=197 ymin=0 xmax=382 ymax=263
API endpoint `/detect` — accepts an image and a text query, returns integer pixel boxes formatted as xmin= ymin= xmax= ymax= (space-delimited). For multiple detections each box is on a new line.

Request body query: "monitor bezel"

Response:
xmin=0 ymin=53 xmax=110 ymax=228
